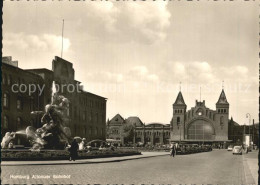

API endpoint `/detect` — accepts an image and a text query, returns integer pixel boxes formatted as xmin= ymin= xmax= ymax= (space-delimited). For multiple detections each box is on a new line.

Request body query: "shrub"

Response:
xmin=1 ymin=148 xmax=140 ymax=161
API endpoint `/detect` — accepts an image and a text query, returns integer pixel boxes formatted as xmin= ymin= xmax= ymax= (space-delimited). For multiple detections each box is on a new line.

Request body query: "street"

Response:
xmin=1 ymin=149 xmax=255 ymax=184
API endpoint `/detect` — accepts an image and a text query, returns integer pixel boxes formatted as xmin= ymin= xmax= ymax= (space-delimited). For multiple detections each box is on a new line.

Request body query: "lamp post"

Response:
xmin=246 ymin=113 xmax=251 ymax=148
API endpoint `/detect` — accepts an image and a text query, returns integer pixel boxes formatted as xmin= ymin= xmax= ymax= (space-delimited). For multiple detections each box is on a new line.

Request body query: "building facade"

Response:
xmin=2 ymin=57 xmax=45 ymax=145
xmin=107 ymin=114 xmax=171 ymax=145
xmin=1 ymin=56 xmax=107 ymax=145
xmin=171 ymin=89 xmax=230 ymax=146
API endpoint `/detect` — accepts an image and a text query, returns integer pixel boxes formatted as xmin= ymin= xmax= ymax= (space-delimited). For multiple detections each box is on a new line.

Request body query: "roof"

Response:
xmin=229 ymin=118 xmax=240 ymax=126
xmin=125 ymin=116 xmax=144 ymax=126
xmin=145 ymin=123 xmax=170 ymax=127
xmin=25 ymin=68 xmax=53 ymax=74
xmin=216 ymin=90 xmax=229 ymax=104
xmin=173 ymin=91 xmax=186 ymax=105
xmin=2 ymin=63 xmax=44 ymax=79
xmin=81 ymin=91 xmax=107 ymax=100
xmin=109 ymin=114 xmax=125 ymax=124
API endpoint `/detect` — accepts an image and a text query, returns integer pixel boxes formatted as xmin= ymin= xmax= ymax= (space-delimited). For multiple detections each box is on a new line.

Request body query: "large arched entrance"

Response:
xmin=187 ymin=119 xmax=215 ymax=140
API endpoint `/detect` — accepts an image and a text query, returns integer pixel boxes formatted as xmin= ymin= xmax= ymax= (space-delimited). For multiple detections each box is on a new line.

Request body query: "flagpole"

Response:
xmin=61 ymin=19 xmax=64 ymax=58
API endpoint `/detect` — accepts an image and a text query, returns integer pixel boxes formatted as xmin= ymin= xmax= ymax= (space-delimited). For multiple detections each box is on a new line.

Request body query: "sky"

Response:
xmin=3 ymin=1 xmax=259 ymax=125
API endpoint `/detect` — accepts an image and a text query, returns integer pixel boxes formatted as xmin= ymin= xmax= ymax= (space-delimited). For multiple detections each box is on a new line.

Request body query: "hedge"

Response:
xmin=1 ymin=148 xmax=141 ymax=161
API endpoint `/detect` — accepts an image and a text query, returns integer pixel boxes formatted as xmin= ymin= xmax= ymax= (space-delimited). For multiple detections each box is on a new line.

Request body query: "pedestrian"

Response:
xmin=69 ymin=139 xmax=79 ymax=161
xmin=170 ymin=143 xmax=176 ymax=157
xmin=171 ymin=145 xmax=176 ymax=157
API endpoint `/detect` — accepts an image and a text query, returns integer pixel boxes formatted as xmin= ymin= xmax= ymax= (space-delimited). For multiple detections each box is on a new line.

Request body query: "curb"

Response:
xmin=1 ymin=153 xmax=169 ymax=166
xmin=242 ymin=154 xmax=256 ymax=184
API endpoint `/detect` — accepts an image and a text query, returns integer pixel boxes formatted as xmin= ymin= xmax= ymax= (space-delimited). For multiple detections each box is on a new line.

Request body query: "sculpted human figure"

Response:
xmin=1 ymin=132 xmax=16 ymax=149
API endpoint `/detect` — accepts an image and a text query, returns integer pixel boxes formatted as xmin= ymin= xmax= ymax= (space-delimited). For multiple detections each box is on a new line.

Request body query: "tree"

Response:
xmin=122 ymin=123 xmax=134 ymax=144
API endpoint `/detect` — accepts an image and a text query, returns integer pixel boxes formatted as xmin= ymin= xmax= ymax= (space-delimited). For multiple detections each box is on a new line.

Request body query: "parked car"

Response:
xmin=227 ymin=145 xmax=233 ymax=151
xmin=232 ymin=146 xmax=242 ymax=155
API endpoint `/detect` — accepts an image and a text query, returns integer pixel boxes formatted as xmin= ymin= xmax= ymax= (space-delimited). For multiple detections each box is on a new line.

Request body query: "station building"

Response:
xmin=170 ymin=89 xmax=231 ymax=147
xmin=107 ymin=114 xmax=171 ymax=145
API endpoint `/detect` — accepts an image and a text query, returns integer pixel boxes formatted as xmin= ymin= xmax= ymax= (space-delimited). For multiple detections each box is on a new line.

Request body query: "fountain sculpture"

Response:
xmin=1 ymin=82 xmax=72 ymax=150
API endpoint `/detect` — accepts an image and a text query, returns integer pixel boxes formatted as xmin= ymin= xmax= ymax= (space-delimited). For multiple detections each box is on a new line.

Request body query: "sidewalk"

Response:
xmin=1 ymin=152 xmax=169 ymax=166
xmin=242 ymin=150 xmax=259 ymax=185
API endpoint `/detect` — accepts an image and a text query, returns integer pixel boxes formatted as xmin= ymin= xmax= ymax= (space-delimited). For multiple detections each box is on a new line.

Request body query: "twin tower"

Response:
xmin=170 ymin=90 xmax=229 ymax=143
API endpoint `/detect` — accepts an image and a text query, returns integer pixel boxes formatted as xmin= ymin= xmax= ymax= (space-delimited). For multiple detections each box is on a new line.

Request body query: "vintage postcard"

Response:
xmin=1 ymin=0 xmax=259 ymax=184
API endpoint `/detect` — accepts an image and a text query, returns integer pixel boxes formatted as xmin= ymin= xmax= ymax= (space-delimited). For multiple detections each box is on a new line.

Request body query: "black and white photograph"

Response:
xmin=1 ymin=0 xmax=259 ymax=184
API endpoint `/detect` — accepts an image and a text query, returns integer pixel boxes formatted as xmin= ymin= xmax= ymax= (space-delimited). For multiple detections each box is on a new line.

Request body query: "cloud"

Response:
xmin=159 ymin=61 xmax=255 ymax=88
xmin=128 ymin=65 xmax=159 ymax=82
xmin=80 ymin=1 xmax=171 ymax=44
xmin=3 ymin=33 xmax=71 ymax=53
xmin=118 ymin=1 xmax=171 ymax=43
xmin=87 ymin=1 xmax=119 ymax=33
xmin=85 ymin=71 xmax=124 ymax=83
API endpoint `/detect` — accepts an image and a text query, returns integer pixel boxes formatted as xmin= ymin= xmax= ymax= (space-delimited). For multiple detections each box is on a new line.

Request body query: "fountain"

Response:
xmin=1 ymin=81 xmax=72 ymax=150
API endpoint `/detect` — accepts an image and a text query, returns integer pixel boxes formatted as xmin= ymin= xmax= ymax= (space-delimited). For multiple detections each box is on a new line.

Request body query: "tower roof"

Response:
xmin=216 ymin=90 xmax=229 ymax=104
xmin=173 ymin=91 xmax=186 ymax=105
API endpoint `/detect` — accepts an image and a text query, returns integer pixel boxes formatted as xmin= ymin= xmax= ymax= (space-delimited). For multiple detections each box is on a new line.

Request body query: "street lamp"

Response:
xmin=246 ymin=113 xmax=251 ymax=148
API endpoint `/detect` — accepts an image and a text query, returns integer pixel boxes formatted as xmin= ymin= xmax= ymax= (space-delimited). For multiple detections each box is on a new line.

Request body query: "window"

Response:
xmin=3 ymin=93 xmax=9 ymax=108
xmin=175 ymin=110 xmax=177 ymax=114
xmin=177 ymin=117 xmax=180 ymax=124
xmin=209 ymin=112 xmax=212 ymax=119
xmin=17 ymin=117 xmax=22 ymax=129
xmin=30 ymin=98 xmax=34 ymax=111
xmin=220 ymin=116 xmax=224 ymax=124
xmin=89 ymin=127 xmax=92 ymax=135
xmin=67 ymin=107 xmax=70 ymax=117
xmin=74 ymin=107 xmax=77 ymax=118
xmin=3 ymin=116 xmax=8 ymax=128
xmin=7 ymin=75 xmax=12 ymax=85
xmin=82 ymin=112 xmax=86 ymax=121
xmin=17 ymin=99 xmax=22 ymax=110
xmin=187 ymin=121 xmax=215 ymax=140
xmin=224 ymin=109 xmax=226 ymax=113
xmin=95 ymin=127 xmax=98 ymax=135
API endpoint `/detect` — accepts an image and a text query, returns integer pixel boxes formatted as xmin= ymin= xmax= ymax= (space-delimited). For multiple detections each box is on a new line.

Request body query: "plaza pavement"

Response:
xmin=1 ymin=150 xmax=258 ymax=184
xmin=1 ymin=151 xmax=169 ymax=166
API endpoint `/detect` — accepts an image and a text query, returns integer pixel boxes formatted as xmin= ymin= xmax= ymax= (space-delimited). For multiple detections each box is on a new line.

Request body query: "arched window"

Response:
xmin=187 ymin=120 xmax=215 ymax=140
